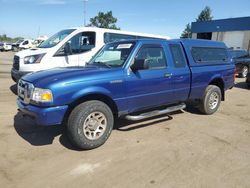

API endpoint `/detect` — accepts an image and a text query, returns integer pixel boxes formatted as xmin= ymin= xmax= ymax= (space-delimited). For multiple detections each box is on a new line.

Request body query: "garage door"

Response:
xmin=223 ymin=31 xmax=244 ymax=49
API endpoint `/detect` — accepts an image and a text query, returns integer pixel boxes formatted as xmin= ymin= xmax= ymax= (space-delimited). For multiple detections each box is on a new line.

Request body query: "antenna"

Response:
xmin=83 ymin=0 xmax=88 ymax=26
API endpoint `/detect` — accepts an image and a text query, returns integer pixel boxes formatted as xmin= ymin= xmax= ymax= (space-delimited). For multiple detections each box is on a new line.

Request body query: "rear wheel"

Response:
xmin=67 ymin=100 xmax=114 ymax=150
xmin=198 ymin=85 xmax=222 ymax=115
xmin=239 ymin=66 xmax=248 ymax=78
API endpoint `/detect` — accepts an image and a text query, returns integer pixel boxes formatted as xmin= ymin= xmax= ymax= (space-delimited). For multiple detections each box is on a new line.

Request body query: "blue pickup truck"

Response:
xmin=17 ymin=39 xmax=235 ymax=149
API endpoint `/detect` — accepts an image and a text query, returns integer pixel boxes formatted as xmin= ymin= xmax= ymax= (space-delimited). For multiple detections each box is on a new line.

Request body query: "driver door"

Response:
xmin=55 ymin=32 xmax=95 ymax=67
xmin=126 ymin=44 xmax=175 ymax=112
xmin=63 ymin=33 xmax=82 ymax=67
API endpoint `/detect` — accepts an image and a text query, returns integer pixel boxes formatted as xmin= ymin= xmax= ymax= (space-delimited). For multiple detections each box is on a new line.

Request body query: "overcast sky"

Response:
xmin=0 ymin=0 xmax=249 ymax=39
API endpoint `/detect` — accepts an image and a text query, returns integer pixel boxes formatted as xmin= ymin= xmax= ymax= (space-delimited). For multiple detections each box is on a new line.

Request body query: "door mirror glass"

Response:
xmin=131 ymin=59 xmax=149 ymax=71
xmin=64 ymin=42 xmax=72 ymax=55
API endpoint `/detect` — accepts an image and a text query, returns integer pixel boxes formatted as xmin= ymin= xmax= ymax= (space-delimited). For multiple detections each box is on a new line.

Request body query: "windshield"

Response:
xmin=88 ymin=42 xmax=135 ymax=67
xmin=39 ymin=29 xmax=75 ymax=48
xmin=230 ymin=50 xmax=249 ymax=58
xmin=17 ymin=39 xmax=24 ymax=44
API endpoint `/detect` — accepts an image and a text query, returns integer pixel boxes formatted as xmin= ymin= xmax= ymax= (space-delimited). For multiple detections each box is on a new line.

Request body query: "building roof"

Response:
xmin=191 ymin=16 xmax=250 ymax=33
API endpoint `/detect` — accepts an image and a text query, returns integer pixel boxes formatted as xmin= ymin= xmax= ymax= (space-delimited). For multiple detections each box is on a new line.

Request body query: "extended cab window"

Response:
xmin=191 ymin=47 xmax=228 ymax=63
xmin=169 ymin=44 xmax=186 ymax=68
xmin=67 ymin=32 xmax=96 ymax=55
xmin=136 ymin=46 xmax=167 ymax=69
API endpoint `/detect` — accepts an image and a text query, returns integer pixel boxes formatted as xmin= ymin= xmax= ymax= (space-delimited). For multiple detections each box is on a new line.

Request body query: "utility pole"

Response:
xmin=83 ymin=0 xmax=88 ymax=26
xmin=37 ymin=26 xmax=40 ymax=38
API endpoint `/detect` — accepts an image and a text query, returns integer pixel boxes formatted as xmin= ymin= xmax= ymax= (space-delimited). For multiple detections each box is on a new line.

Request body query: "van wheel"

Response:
xmin=67 ymin=100 xmax=114 ymax=150
xmin=198 ymin=85 xmax=221 ymax=115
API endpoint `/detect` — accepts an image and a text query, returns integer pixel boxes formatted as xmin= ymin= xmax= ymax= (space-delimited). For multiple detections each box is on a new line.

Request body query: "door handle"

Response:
xmin=164 ymin=73 xmax=172 ymax=78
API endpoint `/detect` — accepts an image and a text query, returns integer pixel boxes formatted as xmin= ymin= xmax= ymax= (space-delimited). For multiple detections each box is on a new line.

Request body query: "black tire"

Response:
xmin=198 ymin=85 xmax=222 ymax=115
xmin=239 ymin=66 xmax=248 ymax=78
xmin=67 ymin=100 xmax=114 ymax=150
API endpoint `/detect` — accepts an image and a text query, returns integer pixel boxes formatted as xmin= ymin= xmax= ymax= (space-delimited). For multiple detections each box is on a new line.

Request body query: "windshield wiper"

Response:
xmin=94 ymin=61 xmax=112 ymax=68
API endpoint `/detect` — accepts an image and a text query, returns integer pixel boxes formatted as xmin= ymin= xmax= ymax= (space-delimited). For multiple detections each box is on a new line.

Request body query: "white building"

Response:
xmin=191 ymin=16 xmax=250 ymax=52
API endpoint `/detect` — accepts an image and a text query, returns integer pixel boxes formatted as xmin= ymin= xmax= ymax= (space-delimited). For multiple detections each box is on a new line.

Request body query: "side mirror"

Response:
xmin=64 ymin=42 xmax=72 ymax=55
xmin=131 ymin=59 xmax=149 ymax=71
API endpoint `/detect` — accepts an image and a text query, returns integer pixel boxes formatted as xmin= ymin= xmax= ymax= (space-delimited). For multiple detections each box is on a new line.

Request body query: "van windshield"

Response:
xmin=88 ymin=42 xmax=135 ymax=67
xmin=39 ymin=29 xmax=75 ymax=48
xmin=16 ymin=39 xmax=24 ymax=44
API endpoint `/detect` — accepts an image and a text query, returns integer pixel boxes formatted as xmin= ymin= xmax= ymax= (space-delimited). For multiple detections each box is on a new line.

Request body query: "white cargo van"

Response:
xmin=11 ymin=27 xmax=169 ymax=82
xmin=19 ymin=39 xmax=34 ymax=50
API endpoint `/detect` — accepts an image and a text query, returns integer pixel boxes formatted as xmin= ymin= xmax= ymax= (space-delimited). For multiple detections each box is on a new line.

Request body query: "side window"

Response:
xmin=136 ymin=46 xmax=167 ymax=69
xmin=104 ymin=33 xmax=136 ymax=43
xmin=23 ymin=41 xmax=28 ymax=45
xmin=191 ymin=47 xmax=228 ymax=63
xmin=169 ymin=44 xmax=186 ymax=68
xmin=67 ymin=32 xmax=96 ymax=55
xmin=68 ymin=33 xmax=81 ymax=54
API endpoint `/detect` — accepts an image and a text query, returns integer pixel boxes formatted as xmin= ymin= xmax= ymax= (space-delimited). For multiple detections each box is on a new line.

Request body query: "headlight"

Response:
xmin=24 ymin=54 xmax=45 ymax=64
xmin=32 ymin=88 xmax=53 ymax=103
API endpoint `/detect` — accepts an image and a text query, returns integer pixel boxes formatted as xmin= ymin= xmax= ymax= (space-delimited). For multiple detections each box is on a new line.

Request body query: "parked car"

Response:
xmin=30 ymin=36 xmax=48 ymax=48
xmin=229 ymin=49 xmax=250 ymax=78
xmin=0 ymin=42 xmax=3 ymax=51
xmin=11 ymin=27 xmax=169 ymax=82
xmin=17 ymin=39 xmax=235 ymax=150
xmin=246 ymin=73 xmax=250 ymax=88
xmin=0 ymin=42 xmax=12 ymax=51
xmin=4 ymin=42 xmax=13 ymax=51
xmin=19 ymin=39 xmax=34 ymax=50
xmin=12 ymin=39 xmax=24 ymax=51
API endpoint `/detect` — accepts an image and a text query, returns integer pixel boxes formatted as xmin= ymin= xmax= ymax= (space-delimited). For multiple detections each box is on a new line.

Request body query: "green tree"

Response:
xmin=0 ymin=34 xmax=23 ymax=42
xmin=196 ymin=6 xmax=213 ymax=22
xmin=180 ymin=6 xmax=213 ymax=38
xmin=180 ymin=23 xmax=192 ymax=38
xmin=88 ymin=11 xmax=120 ymax=30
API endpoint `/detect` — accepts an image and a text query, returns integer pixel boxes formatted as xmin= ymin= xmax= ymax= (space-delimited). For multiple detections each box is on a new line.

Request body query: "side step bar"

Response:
xmin=125 ymin=103 xmax=186 ymax=121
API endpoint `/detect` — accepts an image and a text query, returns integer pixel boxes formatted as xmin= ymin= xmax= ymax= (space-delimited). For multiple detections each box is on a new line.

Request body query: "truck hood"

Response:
xmin=15 ymin=48 xmax=50 ymax=58
xmin=22 ymin=66 xmax=120 ymax=88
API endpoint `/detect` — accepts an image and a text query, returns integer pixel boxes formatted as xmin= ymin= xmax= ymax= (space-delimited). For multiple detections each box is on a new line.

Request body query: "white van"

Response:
xmin=11 ymin=27 xmax=169 ymax=82
xmin=19 ymin=39 xmax=34 ymax=50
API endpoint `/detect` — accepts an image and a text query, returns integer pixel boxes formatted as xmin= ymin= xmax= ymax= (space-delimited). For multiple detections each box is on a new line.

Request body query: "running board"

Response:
xmin=125 ymin=103 xmax=186 ymax=121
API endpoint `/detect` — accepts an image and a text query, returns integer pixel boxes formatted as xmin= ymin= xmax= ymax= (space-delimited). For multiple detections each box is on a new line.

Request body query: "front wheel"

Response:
xmin=67 ymin=100 xmax=114 ymax=150
xmin=239 ymin=66 xmax=248 ymax=78
xmin=198 ymin=85 xmax=222 ymax=115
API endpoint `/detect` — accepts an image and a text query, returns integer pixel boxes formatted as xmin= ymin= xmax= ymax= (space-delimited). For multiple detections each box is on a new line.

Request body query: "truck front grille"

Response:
xmin=13 ymin=55 xmax=20 ymax=70
xmin=18 ymin=80 xmax=34 ymax=104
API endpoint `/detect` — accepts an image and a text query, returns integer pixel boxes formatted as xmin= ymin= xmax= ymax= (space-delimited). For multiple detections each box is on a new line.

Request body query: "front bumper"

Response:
xmin=11 ymin=68 xmax=31 ymax=82
xmin=17 ymin=99 xmax=68 ymax=126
